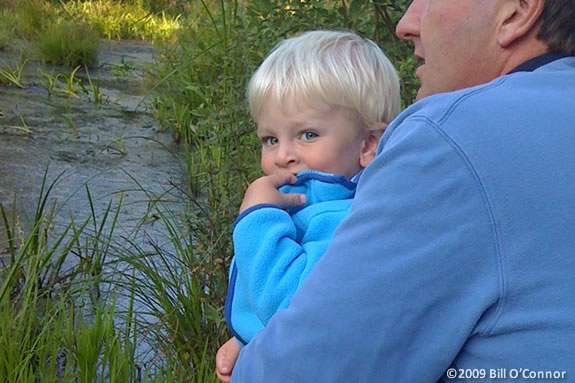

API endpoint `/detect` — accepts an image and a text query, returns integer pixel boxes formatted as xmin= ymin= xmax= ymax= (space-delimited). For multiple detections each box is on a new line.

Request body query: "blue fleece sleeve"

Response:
xmin=232 ymin=117 xmax=501 ymax=382
xmin=232 ymin=204 xmax=344 ymax=326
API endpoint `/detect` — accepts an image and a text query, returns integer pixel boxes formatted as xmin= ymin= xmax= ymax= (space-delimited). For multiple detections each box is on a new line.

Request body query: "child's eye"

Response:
xmin=301 ymin=131 xmax=318 ymax=141
xmin=261 ymin=136 xmax=279 ymax=146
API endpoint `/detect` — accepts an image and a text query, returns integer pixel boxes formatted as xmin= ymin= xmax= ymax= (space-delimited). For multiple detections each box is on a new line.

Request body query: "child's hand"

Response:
xmin=215 ymin=337 xmax=241 ymax=382
xmin=239 ymin=172 xmax=306 ymax=214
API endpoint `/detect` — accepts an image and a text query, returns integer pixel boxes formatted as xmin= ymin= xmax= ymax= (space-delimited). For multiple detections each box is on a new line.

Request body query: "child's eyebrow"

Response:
xmin=256 ymin=121 xmax=320 ymax=136
xmin=256 ymin=127 xmax=275 ymax=136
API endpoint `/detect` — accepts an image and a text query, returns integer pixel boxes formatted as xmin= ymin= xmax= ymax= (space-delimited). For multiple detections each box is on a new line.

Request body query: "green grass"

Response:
xmin=60 ymin=0 xmax=181 ymax=42
xmin=0 ymin=0 xmax=182 ymax=67
xmin=0 ymin=60 xmax=27 ymax=88
xmin=38 ymin=68 xmax=62 ymax=98
xmin=153 ymin=0 xmax=416 ymax=142
xmin=84 ymin=66 xmax=106 ymax=104
xmin=13 ymin=0 xmax=52 ymax=40
xmin=0 ymin=10 xmax=17 ymax=50
xmin=0 ymin=168 xmax=227 ymax=381
xmin=36 ymin=20 xmax=100 ymax=67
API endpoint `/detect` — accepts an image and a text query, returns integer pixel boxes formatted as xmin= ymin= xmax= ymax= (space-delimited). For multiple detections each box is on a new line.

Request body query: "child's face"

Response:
xmin=256 ymin=99 xmax=371 ymax=179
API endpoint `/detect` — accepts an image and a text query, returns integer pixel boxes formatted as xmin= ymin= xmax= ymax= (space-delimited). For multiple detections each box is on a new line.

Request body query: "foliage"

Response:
xmin=118 ymin=203 xmax=226 ymax=382
xmin=110 ymin=57 xmax=136 ymax=81
xmin=0 ymin=173 xmax=136 ymax=382
xmin=154 ymin=0 xmax=416 ymax=144
xmin=138 ymin=0 xmax=193 ymax=16
xmin=36 ymin=20 xmax=100 ymax=67
xmin=38 ymin=68 xmax=63 ymax=98
xmin=37 ymin=66 xmax=107 ymax=103
xmin=59 ymin=0 xmax=181 ymax=42
xmin=0 ymin=0 xmax=183 ymax=66
xmin=13 ymin=0 xmax=53 ymax=39
xmin=0 ymin=60 xmax=27 ymax=88
xmin=0 ymin=10 xmax=17 ymax=50
xmin=83 ymin=66 xmax=106 ymax=104
xmin=0 ymin=0 xmax=53 ymax=50
xmin=0 ymin=172 xmax=221 ymax=381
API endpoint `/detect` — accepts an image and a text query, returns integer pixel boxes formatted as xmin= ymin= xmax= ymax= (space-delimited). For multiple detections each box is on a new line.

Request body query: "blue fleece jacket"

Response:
xmin=232 ymin=56 xmax=575 ymax=382
xmin=225 ymin=170 xmax=357 ymax=344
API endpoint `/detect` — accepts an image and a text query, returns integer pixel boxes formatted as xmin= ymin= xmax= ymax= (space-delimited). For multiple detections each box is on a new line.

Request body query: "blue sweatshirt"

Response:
xmin=232 ymin=56 xmax=575 ymax=382
xmin=225 ymin=171 xmax=357 ymax=344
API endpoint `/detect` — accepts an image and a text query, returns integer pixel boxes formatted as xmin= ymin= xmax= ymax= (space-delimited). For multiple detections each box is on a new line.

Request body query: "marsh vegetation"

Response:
xmin=0 ymin=0 xmax=416 ymax=381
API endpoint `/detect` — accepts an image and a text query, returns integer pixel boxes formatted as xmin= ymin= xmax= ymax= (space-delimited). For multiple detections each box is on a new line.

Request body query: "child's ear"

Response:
xmin=359 ymin=123 xmax=386 ymax=168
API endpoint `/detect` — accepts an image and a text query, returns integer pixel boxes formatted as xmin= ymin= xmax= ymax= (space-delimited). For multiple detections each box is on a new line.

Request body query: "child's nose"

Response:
xmin=275 ymin=145 xmax=298 ymax=168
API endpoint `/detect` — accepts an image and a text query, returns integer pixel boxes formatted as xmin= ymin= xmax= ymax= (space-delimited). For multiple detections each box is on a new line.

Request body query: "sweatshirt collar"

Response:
xmin=508 ymin=52 xmax=568 ymax=74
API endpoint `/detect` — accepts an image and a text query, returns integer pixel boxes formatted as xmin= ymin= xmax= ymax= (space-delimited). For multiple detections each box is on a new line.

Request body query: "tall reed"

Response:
xmin=1 ymin=173 xmax=140 ymax=381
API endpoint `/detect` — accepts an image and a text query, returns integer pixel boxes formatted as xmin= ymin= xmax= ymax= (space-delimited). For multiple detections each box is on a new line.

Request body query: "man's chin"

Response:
xmin=415 ymin=87 xmax=430 ymax=100
xmin=414 ymin=74 xmax=431 ymax=100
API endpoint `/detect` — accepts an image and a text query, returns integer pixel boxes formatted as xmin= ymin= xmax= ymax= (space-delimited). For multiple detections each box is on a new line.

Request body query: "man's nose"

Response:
xmin=396 ymin=0 xmax=423 ymax=41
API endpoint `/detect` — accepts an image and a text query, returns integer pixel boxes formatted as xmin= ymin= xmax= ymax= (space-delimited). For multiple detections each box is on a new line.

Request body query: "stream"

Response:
xmin=0 ymin=39 xmax=187 ymax=365
xmin=0 ymin=39 xmax=186 ymax=261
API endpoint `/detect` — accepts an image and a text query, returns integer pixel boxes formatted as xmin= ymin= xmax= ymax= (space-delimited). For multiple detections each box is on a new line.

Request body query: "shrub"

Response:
xmin=0 ymin=11 xmax=16 ymax=50
xmin=36 ymin=20 xmax=100 ymax=67
xmin=61 ymin=0 xmax=181 ymax=41
xmin=14 ymin=0 xmax=53 ymax=39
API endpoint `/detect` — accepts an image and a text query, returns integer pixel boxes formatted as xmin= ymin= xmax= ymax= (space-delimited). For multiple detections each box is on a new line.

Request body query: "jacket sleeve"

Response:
xmin=232 ymin=117 xmax=502 ymax=382
xmin=232 ymin=203 xmax=346 ymax=325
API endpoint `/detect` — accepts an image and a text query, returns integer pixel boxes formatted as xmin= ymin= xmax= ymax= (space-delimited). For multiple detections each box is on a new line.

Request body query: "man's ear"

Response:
xmin=498 ymin=0 xmax=545 ymax=48
xmin=359 ymin=123 xmax=386 ymax=168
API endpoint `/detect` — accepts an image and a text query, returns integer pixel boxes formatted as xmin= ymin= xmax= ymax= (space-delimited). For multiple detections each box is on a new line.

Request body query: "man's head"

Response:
xmin=247 ymin=30 xmax=401 ymax=178
xmin=396 ymin=0 xmax=574 ymax=100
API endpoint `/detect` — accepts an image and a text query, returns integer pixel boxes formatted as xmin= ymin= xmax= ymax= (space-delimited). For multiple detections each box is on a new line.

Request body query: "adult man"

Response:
xmin=217 ymin=0 xmax=575 ymax=381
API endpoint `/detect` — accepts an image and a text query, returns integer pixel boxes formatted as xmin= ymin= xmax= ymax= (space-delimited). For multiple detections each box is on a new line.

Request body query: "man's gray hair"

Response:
xmin=538 ymin=0 xmax=575 ymax=55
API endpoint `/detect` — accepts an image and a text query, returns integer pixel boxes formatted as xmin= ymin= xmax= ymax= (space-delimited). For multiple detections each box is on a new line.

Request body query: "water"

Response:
xmin=0 ymin=39 xmax=187 ymax=365
xmin=0 ymin=39 xmax=186 ymax=256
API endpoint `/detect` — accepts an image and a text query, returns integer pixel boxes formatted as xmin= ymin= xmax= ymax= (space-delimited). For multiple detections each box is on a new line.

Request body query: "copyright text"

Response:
xmin=445 ymin=368 xmax=567 ymax=380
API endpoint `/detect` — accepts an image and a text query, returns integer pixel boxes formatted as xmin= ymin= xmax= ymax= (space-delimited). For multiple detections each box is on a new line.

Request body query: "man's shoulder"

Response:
xmin=385 ymin=59 xmax=573 ymax=142
xmin=405 ymin=57 xmax=572 ymax=116
xmin=379 ymin=80 xmax=504 ymax=154
xmin=389 ymin=78 xmax=507 ymax=132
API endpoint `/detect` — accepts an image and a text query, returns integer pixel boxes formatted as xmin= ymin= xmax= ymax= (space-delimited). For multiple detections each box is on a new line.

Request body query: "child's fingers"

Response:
xmin=268 ymin=172 xmax=298 ymax=187
xmin=280 ymin=192 xmax=307 ymax=207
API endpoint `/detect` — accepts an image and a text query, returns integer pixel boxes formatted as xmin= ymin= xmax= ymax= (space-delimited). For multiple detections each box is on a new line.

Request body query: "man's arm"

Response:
xmin=232 ymin=116 xmax=502 ymax=382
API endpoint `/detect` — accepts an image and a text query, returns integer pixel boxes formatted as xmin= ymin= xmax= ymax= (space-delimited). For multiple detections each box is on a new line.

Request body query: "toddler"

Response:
xmin=224 ymin=30 xmax=400 ymax=348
